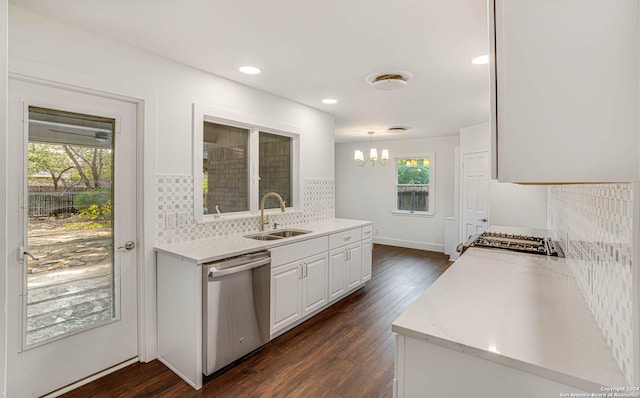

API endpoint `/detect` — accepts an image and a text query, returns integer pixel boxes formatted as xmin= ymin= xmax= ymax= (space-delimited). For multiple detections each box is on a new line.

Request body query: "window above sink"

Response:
xmin=193 ymin=103 xmax=301 ymax=224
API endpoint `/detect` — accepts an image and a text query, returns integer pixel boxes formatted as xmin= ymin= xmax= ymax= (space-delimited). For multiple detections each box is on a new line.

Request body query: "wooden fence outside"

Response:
xmin=28 ymin=191 xmax=83 ymax=217
xmin=397 ymin=190 xmax=429 ymax=212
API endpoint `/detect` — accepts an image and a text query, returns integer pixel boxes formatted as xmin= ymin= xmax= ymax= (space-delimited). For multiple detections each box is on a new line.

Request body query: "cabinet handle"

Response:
xmin=298 ymin=264 xmax=303 ymax=279
xmin=303 ymin=263 xmax=308 ymax=278
xmin=343 ymin=236 xmax=352 ymax=241
xmin=364 ymin=230 xmax=371 ymax=235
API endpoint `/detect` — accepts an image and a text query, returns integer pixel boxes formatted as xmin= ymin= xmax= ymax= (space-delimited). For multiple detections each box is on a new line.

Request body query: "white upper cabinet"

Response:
xmin=490 ymin=0 xmax=638 ymax=182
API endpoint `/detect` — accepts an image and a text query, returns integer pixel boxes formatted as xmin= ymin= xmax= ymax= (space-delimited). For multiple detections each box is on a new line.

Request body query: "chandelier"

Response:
xmin=354 ymin=131 xmax=389 ymax=167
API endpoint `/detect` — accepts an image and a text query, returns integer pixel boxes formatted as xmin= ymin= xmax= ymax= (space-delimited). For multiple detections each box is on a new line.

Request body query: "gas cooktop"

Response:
xmin=463 ymin=231 xmax=564 ymax=257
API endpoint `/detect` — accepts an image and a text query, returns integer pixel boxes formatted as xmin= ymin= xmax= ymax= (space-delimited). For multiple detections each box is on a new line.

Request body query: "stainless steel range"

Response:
xmin=459 ymin=231 xmax=564 ymax=257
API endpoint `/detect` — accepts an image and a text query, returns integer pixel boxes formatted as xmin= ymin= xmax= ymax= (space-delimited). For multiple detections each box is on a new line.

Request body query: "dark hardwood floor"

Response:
xmin=61 ymin=244 xmax=451 ymax=398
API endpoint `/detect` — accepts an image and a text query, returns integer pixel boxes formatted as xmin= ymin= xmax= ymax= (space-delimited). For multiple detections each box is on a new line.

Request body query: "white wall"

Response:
xmin=7 ymin=5 xmax=335 ymax=366
xmin=9 ymin=7 xmax=335 ymax=179
xmin=336 ymin=136 xmax=459 ymax=252
xmin=1 ymin=1 xmax=7 ymax=396
xmin=460 ymin=122 xmax=547 ymax=230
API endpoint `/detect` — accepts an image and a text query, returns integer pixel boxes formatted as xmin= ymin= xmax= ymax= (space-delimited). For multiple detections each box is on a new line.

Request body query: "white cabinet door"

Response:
xmin=271 ymin=262 xmax=302 ymax=334
xmin=329 ymin=248 xmax=347 ymax=301
xmin=362 ymin=238 xmax=372 ymax=282
xmin=302 ymin=253 xmax=328 ymax=315
xmin=490 ymin=0 xmax=638 ymax=182
xmin=346 ymin=243 xmax=362 ymax=290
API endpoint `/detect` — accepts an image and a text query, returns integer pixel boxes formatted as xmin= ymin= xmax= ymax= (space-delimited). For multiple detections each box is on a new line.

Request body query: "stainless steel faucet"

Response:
xmin=259 ymin=192 xmax=285 ymax=231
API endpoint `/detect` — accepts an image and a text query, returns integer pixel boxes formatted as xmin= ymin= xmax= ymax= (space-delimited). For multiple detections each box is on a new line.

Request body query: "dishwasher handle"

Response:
xmin=207 ymin=256 xmax=270 ymax=279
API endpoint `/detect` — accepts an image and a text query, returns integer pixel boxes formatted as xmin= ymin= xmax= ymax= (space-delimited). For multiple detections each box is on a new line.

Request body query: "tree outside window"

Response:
xmin=395 ymin=156 xmax=434 ymax=215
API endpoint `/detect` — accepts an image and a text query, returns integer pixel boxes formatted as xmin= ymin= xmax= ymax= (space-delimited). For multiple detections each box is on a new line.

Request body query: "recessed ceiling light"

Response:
xmin=239 ymin=65 xmax=261 ymax=75
xmin=322 ymin=98 xmax=338 ymax=104
xmin=471 ymin=55 xmax=489 ymax=65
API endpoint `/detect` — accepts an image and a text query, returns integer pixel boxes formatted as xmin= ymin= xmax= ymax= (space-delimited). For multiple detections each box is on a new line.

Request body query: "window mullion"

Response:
xmin=249 ymin=127 xmax=259 ymax=213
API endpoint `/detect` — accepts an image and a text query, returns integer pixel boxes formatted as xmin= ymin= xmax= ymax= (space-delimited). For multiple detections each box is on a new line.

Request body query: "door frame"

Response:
xmin=1 ymin=2 xmax=8 ymax=397
xmin=4 ymin=71 xmax=155 ymax=392
xmin=459 ymin=149 xmax=491 ymax=243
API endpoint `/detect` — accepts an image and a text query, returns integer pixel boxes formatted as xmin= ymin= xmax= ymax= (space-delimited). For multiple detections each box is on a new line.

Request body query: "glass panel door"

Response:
xmin=7 ymin=79 xmax=138 ymax=398
xmin=25 ymin=106 xmax=116 ymax=347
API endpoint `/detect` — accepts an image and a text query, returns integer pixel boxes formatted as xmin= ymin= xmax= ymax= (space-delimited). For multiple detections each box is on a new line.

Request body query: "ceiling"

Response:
xmin=10 ymin=0 xmax=490 ymax=143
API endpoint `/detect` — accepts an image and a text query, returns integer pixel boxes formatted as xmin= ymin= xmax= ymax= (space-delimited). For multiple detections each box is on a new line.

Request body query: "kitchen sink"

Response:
xmin=243 ymin=229 xmax=312 ymax=241
xmin=243 ymin=233 xmax=283 ymax=241
xmin=267 ymin=229 xmax=312 ymax=238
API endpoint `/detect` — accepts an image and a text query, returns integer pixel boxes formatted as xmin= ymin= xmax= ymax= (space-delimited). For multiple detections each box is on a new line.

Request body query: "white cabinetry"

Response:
xmin=362 ymin=238 xmax=372 ymax=282
xmin=271 ymin=261 xmax=303 ymax=333
xmin=329 ymin=243 xmax=361 ymax=300
xmin=394 ymin=335 xmax=586 ymax=397
xmin=361 ymin=225 xmax=373 ymax=282
xmin=490 ymin=0 xmax=638 ymax=182
xmin=328 ymin=249 xmax=346 ymax=300
xmin=155 ymin=219 xmax=373 ymax=390
xmin=302 ymin=254 xmax=329 ymax=314
xmin=328 ymin=227 xmax=363 ymax=301
xmin=346 ymin=244 xmax=361 ymax=290
xmin=269 ymin=237 xmax=329 ymax=336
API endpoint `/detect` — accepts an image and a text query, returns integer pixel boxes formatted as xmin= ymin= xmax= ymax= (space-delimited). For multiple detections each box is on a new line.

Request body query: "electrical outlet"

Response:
xmin=166 ymin=213 xmax=176 ymax=228
xmin=177 ymin=212 xmax=186 ymax=226
xmin=375 ymin=228 xmax=380 ymax=235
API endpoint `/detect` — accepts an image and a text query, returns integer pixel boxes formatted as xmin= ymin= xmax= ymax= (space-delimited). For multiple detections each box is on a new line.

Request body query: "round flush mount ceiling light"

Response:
xmin=471 ymin=55 xmax=489 ymax=65
xmin=239 ymin=65 xmax=261 ymax=75
xmin=366 ymin=71 xmax=413 ymax=90
xmin=322 ymin=98 xmax=338 ymax=104
xmin=387 ymin=126 xmax=410 ymax=133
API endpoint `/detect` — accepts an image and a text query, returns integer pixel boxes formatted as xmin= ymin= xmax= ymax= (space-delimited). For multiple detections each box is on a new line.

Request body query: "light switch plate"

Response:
xmin=177 ymin=212 xmax=186 ymax=226
xmin=166 ymin=213 xmax=176 ymax=228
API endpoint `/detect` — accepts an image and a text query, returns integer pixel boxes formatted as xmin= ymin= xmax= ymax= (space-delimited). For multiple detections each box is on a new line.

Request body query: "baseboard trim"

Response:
xmin=42 ymin=357 xmax=138 ymax=398
xmin=373 ymin=237 xmax=444 ymax=253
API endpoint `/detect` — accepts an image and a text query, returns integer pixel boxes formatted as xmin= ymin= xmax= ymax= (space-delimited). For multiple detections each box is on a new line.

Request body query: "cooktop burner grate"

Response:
xmin=469 ymin=232 xmax=564 ymax=257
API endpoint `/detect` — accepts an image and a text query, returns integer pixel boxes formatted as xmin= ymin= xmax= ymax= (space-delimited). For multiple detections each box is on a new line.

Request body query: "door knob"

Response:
xmin=117 ymin=241 xmax=136 ymax=251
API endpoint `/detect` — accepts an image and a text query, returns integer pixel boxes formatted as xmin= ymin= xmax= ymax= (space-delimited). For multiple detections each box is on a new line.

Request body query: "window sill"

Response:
xmin=197 ymin=208 xmax=302 ymax=224
xmin=391 ymin=210 xmax=434 ymax=218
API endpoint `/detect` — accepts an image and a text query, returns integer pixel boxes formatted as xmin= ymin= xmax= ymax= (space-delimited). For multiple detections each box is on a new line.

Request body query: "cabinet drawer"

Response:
xmin=362 ymin=225 xmax=373 ymax=239
xmin=270 ymin=236 xmax=328 ymax=267
xmin=329 ymin=228 xmax=362 ymax=250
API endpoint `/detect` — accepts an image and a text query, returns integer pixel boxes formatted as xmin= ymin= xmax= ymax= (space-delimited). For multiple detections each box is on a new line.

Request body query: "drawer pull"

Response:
xmin=343 ymin=236 xmax=352 ymax=241
xmin=364 ymin=230 xmax=371 ymax=235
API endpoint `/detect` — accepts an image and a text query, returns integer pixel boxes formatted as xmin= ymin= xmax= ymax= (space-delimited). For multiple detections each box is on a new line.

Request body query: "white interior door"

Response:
xmin=6 ymin=79 xmax=138 ymax=397
xmin=462 ymin=151 xmax=489 ymax=240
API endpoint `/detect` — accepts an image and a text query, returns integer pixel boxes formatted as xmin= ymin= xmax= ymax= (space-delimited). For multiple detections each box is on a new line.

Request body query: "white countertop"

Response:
xmin=392 ymin=245 xmax=629 ymax=391
xmin=154 ymin=218 xmax=372 ymax=264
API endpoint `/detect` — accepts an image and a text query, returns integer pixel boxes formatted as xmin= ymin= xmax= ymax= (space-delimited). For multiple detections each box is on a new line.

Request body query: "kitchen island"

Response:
xmin=392 ymin=244 xmax=630 ymax=397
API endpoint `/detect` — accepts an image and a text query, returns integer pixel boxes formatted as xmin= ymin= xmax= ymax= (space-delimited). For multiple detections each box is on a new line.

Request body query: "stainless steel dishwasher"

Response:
xmin=203 ymin=250 xmax=271 ymax=375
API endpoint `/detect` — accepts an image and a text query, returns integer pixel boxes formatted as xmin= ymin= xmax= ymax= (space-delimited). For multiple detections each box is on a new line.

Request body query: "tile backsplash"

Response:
xmin=155 ymin=175 xmax=335 ymax=244
xmin=548 ymin=184 xmax=634 ymax=384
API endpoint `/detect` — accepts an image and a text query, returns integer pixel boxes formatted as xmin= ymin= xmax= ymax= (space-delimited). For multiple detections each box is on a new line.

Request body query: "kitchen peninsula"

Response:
xmin=392 ymin=232 xmax=629 ymax=397
xmin=155 ymin=218 xmax=372 ymax=389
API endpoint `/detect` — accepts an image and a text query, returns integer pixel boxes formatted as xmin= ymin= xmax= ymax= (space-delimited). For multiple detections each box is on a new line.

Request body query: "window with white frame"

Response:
xmin=202 ymin=121 xmax=251 ymax=214
xmin=194 ymin=103 xmax=299 ymax=222
xmin=394 ymin=155 xmax=434 ymax=215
